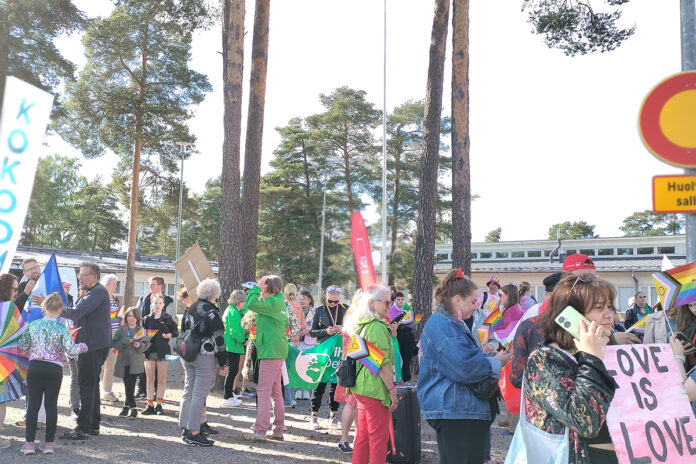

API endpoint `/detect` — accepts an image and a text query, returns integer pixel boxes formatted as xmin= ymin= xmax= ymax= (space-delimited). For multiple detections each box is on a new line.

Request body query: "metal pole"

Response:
xmin=317 ymin=180 xmax=328 ymax=304
xmin=381 ymin=0 xmax=388 ymax=284
xmin=681 ymin=0 xmax=696 ymax=262
xmin=174 ymin=141 xmax=191 ymax=299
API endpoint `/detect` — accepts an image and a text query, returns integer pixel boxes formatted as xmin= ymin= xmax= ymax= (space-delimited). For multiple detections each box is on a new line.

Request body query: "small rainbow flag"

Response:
xmin=347 ymin=334 xmax=369 ymax=360
xmin=134 ymin=328 xmax=158 ymax=342
xmin=483 ymin=307 xmax=503 ymax=332
xmin=358 ymin=339 xmax=385 ymax=375
xmin=627 ymin=315 xmax=647 ymax=335
xmin=110 ymin=307 xmax=122 ymax=330
xmin=407 ymin=313 xmax=424 ymax=329
xmin=250 ymin=325 xmax=257 ymax=339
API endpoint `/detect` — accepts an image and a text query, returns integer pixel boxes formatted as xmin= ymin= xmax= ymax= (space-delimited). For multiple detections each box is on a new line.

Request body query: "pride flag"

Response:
xmin=24 ymin=253 xmax=68 ymax=323
xmin=346 ymin=333 xmax=369 ymax=360
xmin=627 ymin=315 xmax=647 ymax=335
xmin=483 ymin=307 xmax=503 ymax=332
xmin=358 ymin=339 xmax=385 ymax=375
xmin=407 ymin=313 xmax=423 ymax=329
xmin=134 ymin=328 xmax=158 ymax=342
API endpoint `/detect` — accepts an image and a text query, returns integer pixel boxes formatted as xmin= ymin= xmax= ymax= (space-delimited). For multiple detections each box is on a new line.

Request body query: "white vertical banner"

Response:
xmin=0 ymin=76 xmax=54 ymax=273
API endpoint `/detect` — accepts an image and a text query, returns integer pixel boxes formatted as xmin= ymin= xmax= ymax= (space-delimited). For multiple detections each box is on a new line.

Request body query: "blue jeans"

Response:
xmin=284 ymin=386 xmax=296 ymax=405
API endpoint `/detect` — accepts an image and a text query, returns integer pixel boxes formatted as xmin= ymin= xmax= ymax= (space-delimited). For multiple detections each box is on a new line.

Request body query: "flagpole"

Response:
xmin=381 ymin=0 xmax=388 ymax=284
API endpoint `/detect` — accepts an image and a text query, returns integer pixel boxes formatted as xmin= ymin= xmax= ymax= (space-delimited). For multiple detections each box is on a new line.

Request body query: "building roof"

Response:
xmin=12 ymin=245 xmax=220 ymax=274
xmin=435 ymin=255 xmax=687 ymax=274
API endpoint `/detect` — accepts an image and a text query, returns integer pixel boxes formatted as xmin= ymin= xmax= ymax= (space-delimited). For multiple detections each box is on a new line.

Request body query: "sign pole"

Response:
xmin=681 ymin=0 xmax=696 ymax=261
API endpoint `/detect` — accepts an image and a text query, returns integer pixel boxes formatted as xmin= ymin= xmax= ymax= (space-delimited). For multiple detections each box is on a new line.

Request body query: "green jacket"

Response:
xmin=223 ymin=305 xmax=246 ymax=354
xmin=112 ymin=325 xmax=150 ymax=378
xmin=243 ymin=286 xmax=289 ymax=359
xmin=347 ymin=317 xmax=394 ymax=407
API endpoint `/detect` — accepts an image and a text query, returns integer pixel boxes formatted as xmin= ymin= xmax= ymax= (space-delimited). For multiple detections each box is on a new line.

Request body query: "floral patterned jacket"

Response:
xmin=524 ymin=344 xmax=618 ymax=464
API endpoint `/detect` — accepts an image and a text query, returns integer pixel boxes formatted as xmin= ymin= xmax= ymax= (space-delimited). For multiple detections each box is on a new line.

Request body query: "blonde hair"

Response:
xmin=283 ymin=283 xmax=298 ymax=301
xmin=41 ymin=292 xmax=63 ymax=315
xmin=343 ymin=285 xmax=390 ymax=336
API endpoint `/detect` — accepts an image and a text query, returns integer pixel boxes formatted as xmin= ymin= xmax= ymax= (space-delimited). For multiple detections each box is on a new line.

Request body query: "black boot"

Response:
xmin=142 ymin=405 xmax=156 ymax=415
xmin=155 ymin=403 xmax=163 ymax=415
xmin=199 ymin=422 xmax=218 ymax=436
xmin=118 ymin=406 xmax=129 ymax=417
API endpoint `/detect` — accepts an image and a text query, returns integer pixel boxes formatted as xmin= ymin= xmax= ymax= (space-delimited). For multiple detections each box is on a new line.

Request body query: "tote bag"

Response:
xmin=504 ymin=387 xmax=569 ymax=464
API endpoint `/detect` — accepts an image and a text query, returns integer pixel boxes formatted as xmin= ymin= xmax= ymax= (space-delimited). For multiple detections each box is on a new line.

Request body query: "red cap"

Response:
xmin=563 ymin=253 xmax=595 ymax=272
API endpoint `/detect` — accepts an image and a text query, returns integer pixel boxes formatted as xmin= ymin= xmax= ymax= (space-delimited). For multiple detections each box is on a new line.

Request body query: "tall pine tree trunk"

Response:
xmin=123 ymin=115 xmax=143 ymax=307
xmin=219 ymin=0 xmax=245 ymax=302
xmin=240 ymin=0 xmax=270 ymax=281
xmin=451 ymin=0 xmax=472 ymax=273
xmin=413 ymin=0 xmax=450 ymax=335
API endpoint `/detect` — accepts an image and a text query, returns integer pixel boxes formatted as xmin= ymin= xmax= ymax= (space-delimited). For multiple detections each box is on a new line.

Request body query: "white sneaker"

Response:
xmin=310 ymin=415 xmax=321 ymax=430
xmin=330 ymin=413 xmax=341 ymax=428
xmin=221 ymin=397 xmax=242 ymax=407
xmin=0 ymin=437 xmax=10 ymax=449
xmin=294 ymin=390 xmax=303 ymax=400
xmin=102 ymin=392 xmax=119 ymax=402
xmin=303 ymin=390 xmax=311 ymax=400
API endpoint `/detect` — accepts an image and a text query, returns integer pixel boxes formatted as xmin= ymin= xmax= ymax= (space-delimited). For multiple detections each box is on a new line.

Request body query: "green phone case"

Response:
xmin=555 ymin=305 xmax=591 ymax=340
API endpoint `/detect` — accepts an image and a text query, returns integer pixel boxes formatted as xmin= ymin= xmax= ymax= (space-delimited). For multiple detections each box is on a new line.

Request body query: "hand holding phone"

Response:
xmin=675 ymin=332 xmax=696 ymax=355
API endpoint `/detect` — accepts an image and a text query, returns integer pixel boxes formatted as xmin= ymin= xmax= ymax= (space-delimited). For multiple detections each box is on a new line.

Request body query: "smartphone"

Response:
xmin=675 ymin=332 xmax=696 ymax=353
xmin=390 ymin=311 xmax=406 ymax=324
xmin=555 ymin=305 xmax=592 ymax=340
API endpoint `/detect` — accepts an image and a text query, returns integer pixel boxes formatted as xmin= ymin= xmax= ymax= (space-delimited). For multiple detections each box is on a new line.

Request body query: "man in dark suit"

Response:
xmin=61 ymin=262 xmax=111 ymax=440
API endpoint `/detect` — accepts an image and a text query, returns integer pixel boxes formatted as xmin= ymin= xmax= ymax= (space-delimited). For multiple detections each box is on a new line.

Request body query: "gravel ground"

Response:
xmin=0 ymin=362 xmax=512 ymax=462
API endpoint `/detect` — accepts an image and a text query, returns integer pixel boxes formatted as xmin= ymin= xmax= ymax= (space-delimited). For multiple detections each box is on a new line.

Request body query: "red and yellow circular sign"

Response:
xmin=640 ymin=71 xmax=696 ymax=167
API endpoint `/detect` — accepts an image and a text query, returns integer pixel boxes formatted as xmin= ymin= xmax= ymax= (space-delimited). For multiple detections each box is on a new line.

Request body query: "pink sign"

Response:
xmin=604 ymin=344 xmax=696 ymax=463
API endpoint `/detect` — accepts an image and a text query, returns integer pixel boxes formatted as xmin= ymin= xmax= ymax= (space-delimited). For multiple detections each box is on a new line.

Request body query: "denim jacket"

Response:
xmin=417 ymin=306 xmax=502 ymax=420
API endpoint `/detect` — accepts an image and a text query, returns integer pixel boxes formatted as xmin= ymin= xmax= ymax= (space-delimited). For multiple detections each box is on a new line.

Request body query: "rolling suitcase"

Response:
xmin=387 ymin=385 xmax=421 ymax=463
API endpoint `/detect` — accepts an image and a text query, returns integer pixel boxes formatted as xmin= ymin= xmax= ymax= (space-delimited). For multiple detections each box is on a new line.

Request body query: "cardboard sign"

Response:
xmin=173 ymin=243 xmax=215 ymax=301
xmin=604 ymin=344 xmax=696 ymax=463
xmin=0 ymin=77 xmax=54 ymax=273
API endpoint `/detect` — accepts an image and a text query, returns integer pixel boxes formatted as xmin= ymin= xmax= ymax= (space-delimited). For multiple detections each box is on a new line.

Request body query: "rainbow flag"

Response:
xmin=110 ymin=307 xmax=122 ymax=330
xmin=346 ymin=334 xmax=369 ymax=360
xmin=627 ymin=315 xmax=647 ymax=335
xmin=408 ymin=313 xmax=423 ymax=329
xmin=358 ymin=339 xmax=385 ymax=375
xmin=134 ymin=328 xmax=158 ymax=342
xmin=652 ymin=261 xmax=696 ymax=310
xmin=483 ymin=307 xmax=503 ymax=332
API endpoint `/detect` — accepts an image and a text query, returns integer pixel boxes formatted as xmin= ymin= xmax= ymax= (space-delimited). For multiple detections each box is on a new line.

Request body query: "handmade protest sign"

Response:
xmin=0 ymin=77 xmax=54 ymax=273
xmin=173 ymin=243 xmax=215 ymax=301
xmin=604 ymin=344 xmax=696 ymax=464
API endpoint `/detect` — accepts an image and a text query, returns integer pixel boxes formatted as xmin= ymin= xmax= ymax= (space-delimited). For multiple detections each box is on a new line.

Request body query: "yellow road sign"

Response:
xmin=653 ymin=175 xmax=696 ymax=213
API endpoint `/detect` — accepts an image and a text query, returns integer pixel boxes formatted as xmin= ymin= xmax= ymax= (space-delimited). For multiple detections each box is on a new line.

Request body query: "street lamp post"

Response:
xmin=174 ymin=141 xmax=191 ymax=300
xmin=316 ymin=177 xmax=328 ymax=304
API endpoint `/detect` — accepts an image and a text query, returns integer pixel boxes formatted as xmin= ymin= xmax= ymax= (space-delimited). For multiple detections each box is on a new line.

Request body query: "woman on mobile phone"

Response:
xmin=523 ymin=275 xmax=619 ymax=464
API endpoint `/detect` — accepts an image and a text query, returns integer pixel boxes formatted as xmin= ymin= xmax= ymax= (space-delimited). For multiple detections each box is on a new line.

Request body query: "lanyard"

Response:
xmin=327 ymin=305 xmax=339 ymax=326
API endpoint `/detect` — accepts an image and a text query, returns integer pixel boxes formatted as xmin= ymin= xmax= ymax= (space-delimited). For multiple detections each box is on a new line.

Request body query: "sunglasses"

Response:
xmin=570 ymin=274 xmax=597 ymax=292
xmin=327 ymin=299 xmax=340 ymax=304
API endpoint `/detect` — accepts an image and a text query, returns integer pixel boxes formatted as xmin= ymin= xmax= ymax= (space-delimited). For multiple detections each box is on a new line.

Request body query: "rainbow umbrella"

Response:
xmin=0 ymin=301 xmax=29 ymax=402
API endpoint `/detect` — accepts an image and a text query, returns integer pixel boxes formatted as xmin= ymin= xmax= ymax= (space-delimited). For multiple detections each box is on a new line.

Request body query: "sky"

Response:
xmin=49 ymin=0 xmax=684 ymax=245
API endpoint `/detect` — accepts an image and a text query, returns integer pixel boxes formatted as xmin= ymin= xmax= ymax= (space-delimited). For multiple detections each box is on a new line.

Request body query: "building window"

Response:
xmin=617 ymin=248 xmax=634 ymax=256
xmin=544 ymin=250 xmax=552 ymax=257
xmin=435 ymin=253 xmax=448 ymax=261
xmin=166 ymin=283 xmax=176 ymax=296
xmin=495 ymin=251 xmax=508 ymax=258
xmin=598 ymin=248 xmax=613 ymax=256
xmin=565 ymin=249 xmax=576 ymax=255
xmin=480 ymin=252 xmax=492 ymax=259
xmin=579 ymin=249 xmax=595 ymax=256
xmin=658 ymin=246 xmax=676 ymax=254
xmin=114 ymin=281 xmax=122 ymax=295
xmin=511 ymin=251 xmax=524 ymax=258
xmin=527 ymin=250 xmax=541 ymax=258
xmin=135 ymin=282 xmax=146 ymax=297
xmin=471 ymin=252 xmax=478 ymax=259
xmin=637 ymin=247 xmax=654 ymax=255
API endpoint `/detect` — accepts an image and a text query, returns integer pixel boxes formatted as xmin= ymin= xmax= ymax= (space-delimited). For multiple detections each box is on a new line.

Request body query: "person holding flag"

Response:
xmin=392 ymin=292 xmax=416 ymax=383
xmin=624 ymin=291 xmax=652 ymax=330
xmin=112 ymin=307 xmax=149 ymax=420
xmin=141 ymin=294 xmax=178 ymax=415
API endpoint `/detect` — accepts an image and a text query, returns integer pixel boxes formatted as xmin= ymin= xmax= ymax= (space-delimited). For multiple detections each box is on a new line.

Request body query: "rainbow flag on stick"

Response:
xmin=134 ymin=328 xmax=158 ymax=342
xmin=357 ymin=339 xmax=385 ymax=375
xmin=408 ymin=313 xmax=424 ymax=329
xmin=346 ymin=334 xmax=369 ymax=360
xmin=626 ymin=315 xmax=647 ymax=335
xmin=483 ymin=307 xmax=503 ymax=332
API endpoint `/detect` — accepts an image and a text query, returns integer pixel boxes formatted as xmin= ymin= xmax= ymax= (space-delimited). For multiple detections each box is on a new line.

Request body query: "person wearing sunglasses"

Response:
xmin=309 ymin=285 xmax=348 ymax=430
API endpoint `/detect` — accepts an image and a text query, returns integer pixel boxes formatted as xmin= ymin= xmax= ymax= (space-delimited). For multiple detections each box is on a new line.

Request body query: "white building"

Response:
xmin=434 ymin=235 xmax=686 ymax=310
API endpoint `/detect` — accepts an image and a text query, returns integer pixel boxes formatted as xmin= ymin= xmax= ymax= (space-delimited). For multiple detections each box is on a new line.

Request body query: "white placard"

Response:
xmin=0 ymin=77 xmax=54 ymax=273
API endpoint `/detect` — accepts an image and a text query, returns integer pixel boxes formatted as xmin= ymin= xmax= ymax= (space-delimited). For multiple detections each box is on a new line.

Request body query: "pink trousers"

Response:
xmin=352 ymin=394 xmax=391 ymax=464
xmin=254 ymin=358 xmax=285 ymax=435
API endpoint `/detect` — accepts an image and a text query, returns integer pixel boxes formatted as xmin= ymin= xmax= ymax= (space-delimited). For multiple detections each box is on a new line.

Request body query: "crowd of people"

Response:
xmin=2 ymin=253 xmax=696 ymax=463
